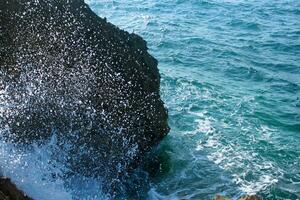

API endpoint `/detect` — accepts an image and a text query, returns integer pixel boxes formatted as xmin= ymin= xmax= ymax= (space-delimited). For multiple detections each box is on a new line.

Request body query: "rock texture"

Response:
xmin=0 ymin=177 xmax=32 ymax=200
xmin=0 ymin=0 xmax=169 ymax=193
xmin=213 ymin=195 xmax=230 ymax=200
xmin=239 ymin=195 xmax=261 ymax=200
xmin=213 ymin=195 xmax=261 ymax=200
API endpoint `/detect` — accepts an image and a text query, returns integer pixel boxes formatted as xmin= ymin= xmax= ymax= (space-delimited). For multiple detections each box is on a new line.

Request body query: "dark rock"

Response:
xmin=213 ymin=195 xmax=261 ymax=200
xmin=239 ymin=195 xmax=261 ymax=200
xmin=0 ymin=0 xmax=169 ymax=194
xmin=213 ymin=195 xmax=230 ymax=200
xmin=0 ymin=177 xmax=32 ymax=200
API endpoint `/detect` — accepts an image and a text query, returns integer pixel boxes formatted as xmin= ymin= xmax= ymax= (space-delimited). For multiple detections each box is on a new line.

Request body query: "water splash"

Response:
xmin=0 ymin=133 xmax=109 ymax=200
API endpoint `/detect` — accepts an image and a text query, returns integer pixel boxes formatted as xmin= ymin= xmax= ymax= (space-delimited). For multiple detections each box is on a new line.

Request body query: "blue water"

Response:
xmin=0 ymin=0 xmax=299 ymax=200
xmin=86 ymin=0 xmax=300 ymax=199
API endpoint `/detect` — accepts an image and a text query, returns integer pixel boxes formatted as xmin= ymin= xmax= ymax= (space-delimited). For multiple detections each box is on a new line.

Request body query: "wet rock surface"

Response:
xmin=213 ymin=195 xmax=230 ymax=200
xmin=213 ymin=194 xmax=261 ymax=200
xmin=0 ymin=0 xmax=169 ymax=194
xmin=239 ymin=195 xmax=261 ymax=200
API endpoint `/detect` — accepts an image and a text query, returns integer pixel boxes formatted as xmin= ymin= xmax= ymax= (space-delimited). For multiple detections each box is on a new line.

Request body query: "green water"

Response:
xmin=88 ymin=0 xmax=300 ymax=199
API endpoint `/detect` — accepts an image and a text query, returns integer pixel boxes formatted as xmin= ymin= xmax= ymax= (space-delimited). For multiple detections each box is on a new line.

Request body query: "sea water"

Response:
xmin=1 ymin=0 xmax=299 ymax=199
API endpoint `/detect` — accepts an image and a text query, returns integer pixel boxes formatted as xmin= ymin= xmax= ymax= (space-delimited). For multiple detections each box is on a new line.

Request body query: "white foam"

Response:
xmin=200 ymin=125 xmax=280 ymax=195
xmin=192 ymin=108 xmax=281 ymax=195
xmin=196 ymin=118 xmax=215 ymax=134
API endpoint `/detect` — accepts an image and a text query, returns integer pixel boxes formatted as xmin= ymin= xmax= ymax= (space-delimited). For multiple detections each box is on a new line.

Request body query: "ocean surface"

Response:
xmin=1 ymin=0 xmax=300 ymax=199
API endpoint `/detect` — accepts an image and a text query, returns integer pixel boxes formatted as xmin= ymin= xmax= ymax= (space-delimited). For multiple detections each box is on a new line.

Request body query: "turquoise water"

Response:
xmin=87 ymin=0 xmax=300 ymax=199
xmin=0 ymin=0 xmax=299 ymax=200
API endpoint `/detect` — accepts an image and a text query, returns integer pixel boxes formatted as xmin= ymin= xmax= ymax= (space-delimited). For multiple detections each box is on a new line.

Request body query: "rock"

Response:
xmin=0 ymin=177 xmax=32 ymax=200
xmin=0 ymin=0 xmax=169 ymax=194
xmin=239 ymin=195 xmax=260 ymax=200
xmin=213 ymin=195 xmax=230 ymax=200
xmin=213 ymin=194 xmax=261 ymax=200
